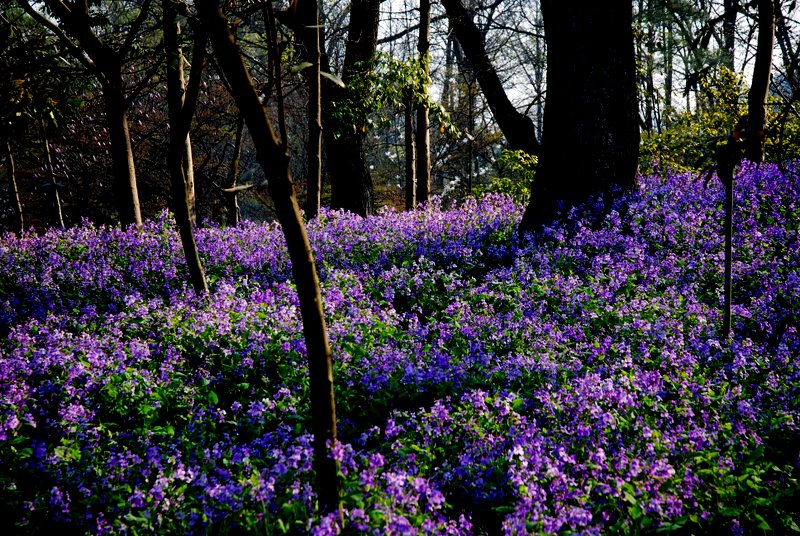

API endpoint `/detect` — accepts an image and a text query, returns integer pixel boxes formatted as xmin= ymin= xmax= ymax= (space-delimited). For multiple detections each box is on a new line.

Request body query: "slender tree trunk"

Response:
xmin=3 ymin=139 xmax=24 ymax=234
xmin=442 ymin=31 xmax=455 ymax=112
xmin=184 ymin=125 xmax=197 ymax=225
xmin=41 ymin=119 xmax=65 ymax=227
xmin=722 ymin=161 xmax=734 ymax=339
xmin=533 ymin=5 xmax=545 ymax=137
xmin=300 ymin=0 xmax=323 ymax=219
xmin=226 ymin=114 xmax=245 ymax=226
xmin=746 ymin=0 xmax=775 ymax=163
xmin=637 ymin=0 xmax=653 ymax=132
xmin=404 ymin=89 xmax=416 ymax=210
xmin=775 ymin=1 xmax=799 ymax=91
xmin=165 ymin=0 xmax=208 ymax=295
xmin=440 ymin=0 xmax=539 ymax=155
xmin=196 ymin=0 xmax=341 ymax=519
xmin=103 ymin=82 xmax=143 ymax=227
xmin=520 ymin=1 xmax=640 ymax=232
xmin=415 ymin=0 xmax=431 ymax=204
xmin=663 ymin=23 xmax=673 ymax=115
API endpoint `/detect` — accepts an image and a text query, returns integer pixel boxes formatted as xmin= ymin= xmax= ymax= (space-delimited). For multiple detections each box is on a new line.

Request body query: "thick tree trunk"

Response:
xmin=440 ymin=0 xmax=539 ymax=156
xmin=746 ymin=0 xmax=775 ymax=163
xmin=3 ymin=139 xmax=24 ymax=234
xmin=520 ymin=1 xmax=640 ymax=232
xmin=165 ymin=0 xmax=208 ymax=295
xmin=197 ymin=0 xmax=341 ymax=519
xmin=326 ymin=134 xmax=374 ymax=216
xmin=415 ymin=0 xmax=431 ymax=204
xmin=323 ymin=0 xmax=379 ymax=216
xmin=103 ymin=83 xmax=143 ymax=227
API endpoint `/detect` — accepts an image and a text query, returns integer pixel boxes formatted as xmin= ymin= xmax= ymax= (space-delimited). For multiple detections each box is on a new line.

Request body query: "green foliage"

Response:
xmin=640 ymin=67 xmax=748 ymax=174
xmin=473 ymin=149 xmax=537 ymax=204
xmin=640 ymin=67 xmax=800 ymax=173
xmin=328 ymin=53 xmax=458 ymax=139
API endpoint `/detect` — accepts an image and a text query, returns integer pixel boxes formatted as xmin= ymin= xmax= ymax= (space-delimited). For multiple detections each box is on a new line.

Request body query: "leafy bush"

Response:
xmin=473 ymin=149 xmax=537 ymax=205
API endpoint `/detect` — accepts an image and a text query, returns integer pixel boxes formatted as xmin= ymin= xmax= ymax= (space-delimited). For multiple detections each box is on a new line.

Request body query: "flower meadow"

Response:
xmin=1 ymin=163 xmax=799 ymax=535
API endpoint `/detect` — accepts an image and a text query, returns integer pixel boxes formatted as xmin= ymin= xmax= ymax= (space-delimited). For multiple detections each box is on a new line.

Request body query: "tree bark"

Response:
xmin=323 ymin=0 xmax=380 ymax=216
xmin=165 ymin=0 xmax=208 ymax=295
xmin=440 ymin=0 xmax=539 ymax=156
xmin=300 ymin=0 xmax=323 ymax=219
xmin=196 ymin=0 xmax=341 ymax=519
xmin=41 ymin=119 xmax=65 ymax=227
xmin=226 ymin=114 xmax=245 ymax=226
xmin=3 ymin=139 xmax=24 ymax=234
xmin=722 ymin=0 xmax=738 ymax=70
xmin=520 ymin=1 xmax=640 ymax=232
xmin=404 ymin=88 xmax=416 ymax=210
xmin=415 ymin=0 xmax=431 ymax=204
xmin=746 ymin=0 xmax=775 ymax=163
xmin=103 ymin=81 xmax=143 ymax=227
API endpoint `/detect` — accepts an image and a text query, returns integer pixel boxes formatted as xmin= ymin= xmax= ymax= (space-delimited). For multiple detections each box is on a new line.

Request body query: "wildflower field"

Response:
xmin=1 ymin=163 xmax=798 ymax=535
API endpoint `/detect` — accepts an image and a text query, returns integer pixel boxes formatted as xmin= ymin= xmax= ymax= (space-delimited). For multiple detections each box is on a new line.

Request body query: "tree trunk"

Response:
xmin=3 ymin=139 xmax=24 ymax=234
xmin=440 ymin=0 xmax=539 ymax=156
xmin=664 ymin=23 xmax=674 ymax=114
xmin=415 ymin=0 xmax=431 ymax=204
xmin=196 ymin=0 xmax=341 ymax=519
xmin=41 ymin=119 xmax=65 ymax=227
xmin=746 ymin=0 xmax=775 ymax=163
xmin=165 ymin=0 xmax=208 ymax=295
xmin=404 ymin=89 xmax=416 ymax=210
xmin=226 ymin=114 xmax=245 ymax=226
xmin=520 ymin=1 xmax=640 ymax=232
xmin=323 ymin=0 xmax=380 ymax=216
xmin=722 ymin=0 xmax=738 ymax=71
xmin=775 ymin=1 xmax=799 ymax=92
xmin=184 ymin=129 xmax=197 ymax=225
xmin=103 ymin=82 xmax=143 ymax=227
xmin=300 ymin=0 xmax=323 ymax=219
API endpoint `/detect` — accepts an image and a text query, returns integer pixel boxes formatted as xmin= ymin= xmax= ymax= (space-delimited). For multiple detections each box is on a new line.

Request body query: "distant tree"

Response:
xmin=19 ymin=0 xmax=159 ymax=227
xmin=1 ymin=6 xmax=89 ymax=230
xmin=404 ymin=85 xmax=417 ymax=210
xmin=416 ymin=0 xmax=432 ymax=204
xmin=519 ymin=1 xmax=640 ymax=232
xmin=440 ymin=0 xmax=539 ymax=156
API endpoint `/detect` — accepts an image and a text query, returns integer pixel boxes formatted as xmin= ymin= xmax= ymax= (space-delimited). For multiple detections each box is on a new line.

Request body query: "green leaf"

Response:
xmin=290 ymin=62 xmax=312 ymax=73
xmin=321 ymin=71 xmax=345 ymax=88
xmin=752 ymin=513 xmax=771 ymax=531
xmin=208 ymin=390 xmax=219 ymax=406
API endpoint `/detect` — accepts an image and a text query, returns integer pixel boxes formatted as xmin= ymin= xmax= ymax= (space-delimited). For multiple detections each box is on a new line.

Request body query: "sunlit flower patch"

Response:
xmin=1 ymin=163 xmax=798 ymax=534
